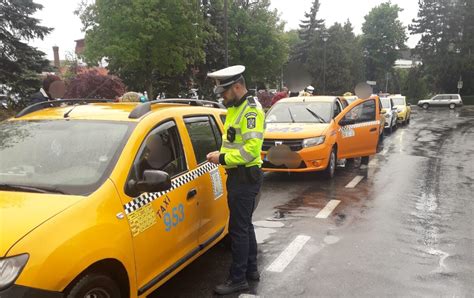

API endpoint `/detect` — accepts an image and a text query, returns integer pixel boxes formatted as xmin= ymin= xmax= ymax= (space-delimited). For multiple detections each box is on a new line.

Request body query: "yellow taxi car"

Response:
xmin=389 ymin=94 xmax=411 ymax=125
xmin=0 ymin=99 xmax=228 ymax=297
xmin=262 ymin=96 xmax=381 ymax=178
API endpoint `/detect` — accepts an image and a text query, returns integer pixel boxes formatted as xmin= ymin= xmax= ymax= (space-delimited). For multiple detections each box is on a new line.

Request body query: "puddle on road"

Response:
xmin=323 ymin=235 xmax=340 ymax=245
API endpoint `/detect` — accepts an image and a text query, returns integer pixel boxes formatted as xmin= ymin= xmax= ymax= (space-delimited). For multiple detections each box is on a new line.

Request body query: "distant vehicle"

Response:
xmin=380 ymin=97 xmax=398 ymax=134
xmin=341 ymin=95 xmax=358 ymax=106
xmin=417 ymin=94 xmax=463 ymax=109
xmin=390 ymin=95 xmax=411 ymax=125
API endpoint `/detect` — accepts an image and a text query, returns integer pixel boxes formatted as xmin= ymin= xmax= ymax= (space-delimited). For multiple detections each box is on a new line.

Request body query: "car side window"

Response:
xmin=333 ymin=101 xmax=342 ymax=117
xmin=132 ymin=121 xmax=187 ymax=182
xmin=433 ymin=95 xmax=442 ymax=100
xmin=185 ymin=116 xmax=222 ymax=164
xmin=219 ymin=114 xmax=227 ymax=125
xmin=343 ymin=99 xmax=376 ymax=124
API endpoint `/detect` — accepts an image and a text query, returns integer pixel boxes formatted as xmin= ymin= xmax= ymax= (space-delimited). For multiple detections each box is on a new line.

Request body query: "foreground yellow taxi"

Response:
xmin=0 ymin=99 xmax=228 ymax=297
xmin=262 ymin=96 xmax=382 ymax=178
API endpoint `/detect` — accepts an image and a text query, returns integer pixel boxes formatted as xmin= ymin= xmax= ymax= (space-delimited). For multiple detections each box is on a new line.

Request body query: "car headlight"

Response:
xmin=384 ymin=113 xmax=390 ymax=118
xmin=302 ymin=136 xmax=325 ymax=148
xmin=397 ymin=108 xmax=403 ymax=113
xmin=0 ymin=254 xmax=29 ymax=290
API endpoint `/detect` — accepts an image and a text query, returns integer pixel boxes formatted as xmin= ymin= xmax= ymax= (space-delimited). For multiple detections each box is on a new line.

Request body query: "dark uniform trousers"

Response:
xmin=226 ymin=167 xmax=263 ymax=283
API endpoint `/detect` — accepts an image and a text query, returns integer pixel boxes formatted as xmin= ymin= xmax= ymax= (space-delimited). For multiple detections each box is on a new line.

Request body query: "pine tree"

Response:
xmin=0 ymin=0 xmax=51 ymax=100
xmin=293 ymin=0 xmax=325 ymax=64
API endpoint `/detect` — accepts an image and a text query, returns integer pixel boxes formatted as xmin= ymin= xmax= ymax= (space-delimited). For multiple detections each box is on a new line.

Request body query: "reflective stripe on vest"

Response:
xmin=242 ymin=131 xmax=264 ymax=141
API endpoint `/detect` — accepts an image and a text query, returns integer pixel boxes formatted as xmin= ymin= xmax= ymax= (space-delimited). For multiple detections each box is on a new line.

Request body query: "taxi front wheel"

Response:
xmin=323 ymin=147 xmax=336 ymax=179
xmin=66 ymin=273 xmax=122 ymax=298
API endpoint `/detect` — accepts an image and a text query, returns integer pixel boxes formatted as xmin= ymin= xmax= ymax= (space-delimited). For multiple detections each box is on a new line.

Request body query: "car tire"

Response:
xmin=361 ymin=156 xmax=370 ymax=165
xmin=388 ymin=124 xmax=393 ymax=134
xmin=449 ymin=103 xmax=456 ymax=109
xmin=422 ymin=103 xmax=429 ymax=109
xmin=323 ymin=147 xmax=336 ymax=179
xmin=66 ymin=273 xmax=122 ymax=298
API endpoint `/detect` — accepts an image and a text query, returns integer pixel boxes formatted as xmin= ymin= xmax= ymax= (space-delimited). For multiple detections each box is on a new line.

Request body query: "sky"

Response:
xmin=31 ymin=0 xmax=421 ymax=61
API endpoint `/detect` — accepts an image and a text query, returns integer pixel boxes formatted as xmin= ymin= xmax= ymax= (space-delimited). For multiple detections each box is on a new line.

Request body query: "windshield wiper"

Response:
xmin=0 ymin=184 xmax=65 ymax=194
xmin=64 ymin=105 xmax=78 ymax=118
xmin=288 ymin=108 xmax=296 ymax=123
xmin=305 ymin=108 xmax=326 ymax=123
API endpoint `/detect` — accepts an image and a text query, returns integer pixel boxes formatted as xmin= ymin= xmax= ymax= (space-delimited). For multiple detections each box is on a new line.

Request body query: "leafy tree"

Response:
xmin=64 ymin=68 xmax=126 ymax=99
xmin=397 ymin=67 xmax=429 ymax=102
xmin=410 ymin=0 xmax=473 ymax=94
xmin=79 ymin=0 xmax=206 ymax=99
xmin=227 ymin=0 xmax=289 ymax=88
xmin=321 ymin=21 xmax=365 ymax=95
xmin=361 ymin=2 xmax=407 ymax=90
xmin=0 ymin=0 xmax=51 ymax=100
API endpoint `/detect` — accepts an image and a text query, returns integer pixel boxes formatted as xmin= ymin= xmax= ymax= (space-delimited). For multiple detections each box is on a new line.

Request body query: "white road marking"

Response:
xmin=345 ymin=175 xmax=364 ymax=188
xmin=315 ymin=200 xmax=341 ymax=219
xmin=239 ymin=295 xmax=260 ymax=298
xmin=266 ymin=235 xmax=311 ymax=273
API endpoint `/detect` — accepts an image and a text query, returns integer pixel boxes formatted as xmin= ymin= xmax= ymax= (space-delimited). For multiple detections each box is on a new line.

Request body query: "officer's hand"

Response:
xmin=206 ymin=151 xmax=220 ymax=164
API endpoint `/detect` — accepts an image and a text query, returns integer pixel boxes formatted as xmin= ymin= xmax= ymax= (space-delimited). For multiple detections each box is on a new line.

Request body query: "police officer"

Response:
xmin=206 ymin=65 xmax=265 ymax=295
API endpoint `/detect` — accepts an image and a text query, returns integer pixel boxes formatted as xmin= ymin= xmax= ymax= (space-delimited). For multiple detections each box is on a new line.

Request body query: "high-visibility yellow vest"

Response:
xmin=219 ymin=96 xmax=265 ymax=168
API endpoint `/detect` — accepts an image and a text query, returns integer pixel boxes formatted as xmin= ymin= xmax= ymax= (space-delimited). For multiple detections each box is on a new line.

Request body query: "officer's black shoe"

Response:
xmin=246 ymin=271 xmax=260 ymax=281
xmin=214 ymin=279 xmax=249 ymax=295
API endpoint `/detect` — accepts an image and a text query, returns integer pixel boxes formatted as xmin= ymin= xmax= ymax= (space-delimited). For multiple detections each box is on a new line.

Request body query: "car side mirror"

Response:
xmin=128 ymin=170 xmax=171 ymax=196
xmin=339 ymin=118 xmax=356 ymax=126
xmin=380 ymin=110 xmax=387 ymax=115
xmin=392 ymin=107 xmax=397 ymax=110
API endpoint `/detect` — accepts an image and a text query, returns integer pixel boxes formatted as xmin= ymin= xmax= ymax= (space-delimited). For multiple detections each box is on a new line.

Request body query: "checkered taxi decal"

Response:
xmin=339 ymin=120 xmax=380 ymax=131
xmin=124 ymin=162 xmax=219 ymax=215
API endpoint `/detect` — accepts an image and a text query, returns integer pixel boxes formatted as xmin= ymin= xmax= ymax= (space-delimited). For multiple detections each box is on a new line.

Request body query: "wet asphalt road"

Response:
xmin=151 ymin=106 xmax=474 ymax=297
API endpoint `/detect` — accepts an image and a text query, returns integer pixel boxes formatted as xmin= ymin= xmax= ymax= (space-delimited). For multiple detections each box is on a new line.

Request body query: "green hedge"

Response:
xmin=462 ymin=95 xmax=474 ymax=105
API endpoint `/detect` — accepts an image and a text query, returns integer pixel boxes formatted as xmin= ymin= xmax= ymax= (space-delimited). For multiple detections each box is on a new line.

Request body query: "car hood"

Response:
xmin=264 ymin=122 xmax=331 ymax=139
xmin=418 ymin=99 xmax=430 ymax=103
xmin=0 ymin=191 xmax=83 ymax=256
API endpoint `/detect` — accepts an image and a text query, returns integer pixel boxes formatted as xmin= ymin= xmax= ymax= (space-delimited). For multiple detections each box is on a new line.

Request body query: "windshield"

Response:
xmin=266 ymin=102 xmax=333 ymax=123
xmin=381 ymin=98 xmax=391 ymax=109
xmin=392 ymin=98 xmax=405 ymax=106
xmin=0 ymin=120 xmax=134 ymax=195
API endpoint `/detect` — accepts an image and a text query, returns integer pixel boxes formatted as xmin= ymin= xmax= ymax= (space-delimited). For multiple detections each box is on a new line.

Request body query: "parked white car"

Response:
xmin=417 ymin=94 xmax=463 ymax=109
xmin=380 ymin=97 xmax=398 ymax=134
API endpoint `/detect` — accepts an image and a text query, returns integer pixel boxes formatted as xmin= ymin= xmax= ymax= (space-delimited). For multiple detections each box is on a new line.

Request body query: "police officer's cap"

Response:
xmin=208 ymin=65 xmax=245 ymax=94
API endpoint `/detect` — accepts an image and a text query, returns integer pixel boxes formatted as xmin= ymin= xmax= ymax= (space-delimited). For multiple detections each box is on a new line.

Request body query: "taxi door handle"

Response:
xmin=369 ymin=127 xmax=377 ymax=132
xmin=187 ymin=188 xmax=198 ymax=200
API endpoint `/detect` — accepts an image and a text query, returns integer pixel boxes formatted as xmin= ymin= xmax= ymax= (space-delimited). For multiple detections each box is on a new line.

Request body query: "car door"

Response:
xmin=432 ymin=95 xmax=446 ymax=106
xmin=335 ymin=98 xmax=379 ymax=159
xmin=119 ymin=120 xmax=201 ymax=294
xmin=183 ymin=115 xmax=228 ymax=245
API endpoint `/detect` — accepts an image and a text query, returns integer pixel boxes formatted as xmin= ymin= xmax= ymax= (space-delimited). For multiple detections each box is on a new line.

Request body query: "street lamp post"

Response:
xmin=322 ymin=32 xmax=328 ymax=94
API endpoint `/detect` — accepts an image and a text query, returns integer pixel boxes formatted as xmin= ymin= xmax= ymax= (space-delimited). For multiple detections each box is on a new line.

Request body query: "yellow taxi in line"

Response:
xmin=389 ymin=94 xmax=411 ymax=125
xmin=262 ymin=96 xmax=382 ymax=178
xmin=0 ymin=99 xmax=228 ymax=297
